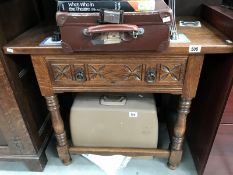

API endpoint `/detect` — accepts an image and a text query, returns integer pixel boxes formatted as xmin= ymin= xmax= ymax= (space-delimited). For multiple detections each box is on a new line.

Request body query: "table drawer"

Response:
xmin=46 ymin=55 xmax=187 ymax=88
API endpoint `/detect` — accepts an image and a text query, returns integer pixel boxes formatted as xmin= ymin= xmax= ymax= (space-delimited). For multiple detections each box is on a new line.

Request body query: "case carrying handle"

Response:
xmin=83 ymin=24 xmax=144 ymax=39
xmin=100 ymin=95 xmax=127 ymax=106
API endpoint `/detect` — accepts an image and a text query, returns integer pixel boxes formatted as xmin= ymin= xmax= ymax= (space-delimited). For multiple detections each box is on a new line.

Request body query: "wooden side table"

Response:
xmin=3 ymin=17 xmax=233 ymax=169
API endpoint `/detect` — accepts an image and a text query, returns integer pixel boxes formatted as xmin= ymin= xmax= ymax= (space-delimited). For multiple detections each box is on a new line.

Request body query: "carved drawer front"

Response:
xmin=146 ymin=62 xmax=186 ymax=85
xmin=48 ymin=61 xmax=144 ymax=85
xmin=86 ymin=64 xmax=144 ymax=85
xmin=46 ymin=55 xmax=187 ymax=88
xmin=49 ymin=63 xmax=86 ymax=83
xmin=50 ymin=64 xmax=73 ymax=81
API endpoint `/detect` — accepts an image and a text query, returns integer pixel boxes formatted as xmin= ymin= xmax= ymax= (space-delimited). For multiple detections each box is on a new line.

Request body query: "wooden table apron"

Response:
xmin=30 ymin=53 xmax=204 ymax=169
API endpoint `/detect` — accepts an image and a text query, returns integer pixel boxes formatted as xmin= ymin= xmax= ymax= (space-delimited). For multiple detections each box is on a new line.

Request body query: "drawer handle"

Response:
xmin=145 ymin=68 xmax=156 ymax=84
xmin=75 ymin=68 xmax=86 ymax=82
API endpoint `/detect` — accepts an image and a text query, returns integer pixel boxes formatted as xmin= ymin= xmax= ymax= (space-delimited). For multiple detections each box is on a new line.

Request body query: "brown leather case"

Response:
xmin=56 ymin=0 xmax=172 ymax=52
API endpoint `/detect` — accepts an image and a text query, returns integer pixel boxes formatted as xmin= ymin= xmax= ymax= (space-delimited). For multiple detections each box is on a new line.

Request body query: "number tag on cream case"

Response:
xmin=189 ymin=45 xmax=202 ymax=53
xmin=129 ymin=112 xmax=138 ymax=118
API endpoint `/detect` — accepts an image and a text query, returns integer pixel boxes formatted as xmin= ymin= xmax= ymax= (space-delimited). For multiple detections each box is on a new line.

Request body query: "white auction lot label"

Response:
xmin=189 ymin=45 xmax=202 ymax=53
xmin=6 ymin=48 xmax=14 ymax=53
xmin=129 ymin=112 xmax=138 ymax=118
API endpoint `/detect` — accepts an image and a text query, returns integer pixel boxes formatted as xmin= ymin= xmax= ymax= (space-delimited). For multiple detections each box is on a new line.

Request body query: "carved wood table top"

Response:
xmin=3 ymin=17 xmax=233 ymax=170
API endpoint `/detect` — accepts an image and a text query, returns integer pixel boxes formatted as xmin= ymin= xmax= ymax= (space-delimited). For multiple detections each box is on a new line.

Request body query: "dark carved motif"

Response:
xmin=123 ymin=65 xmax=142 ymax=80
xmin=52 ymin=64 xmax=72 ymax=81
xmin=159 ymin=64 xmax=183 ymax=81
xmin=88 ymin=65 xmax=106 ymax=80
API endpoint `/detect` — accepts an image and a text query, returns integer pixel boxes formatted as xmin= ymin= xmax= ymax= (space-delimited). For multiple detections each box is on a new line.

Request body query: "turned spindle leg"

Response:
xmin=45 ymin=95 xmax=72 ymax=165
xmin=168 ymin=97 xmax=192 ymax=170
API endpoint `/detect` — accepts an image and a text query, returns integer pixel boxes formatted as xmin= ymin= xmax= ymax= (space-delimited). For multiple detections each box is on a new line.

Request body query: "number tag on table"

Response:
xmin=189 ymin=45 xmax=202 ymax=53
xmin=6 ymin=48 xmax=14 ymax=53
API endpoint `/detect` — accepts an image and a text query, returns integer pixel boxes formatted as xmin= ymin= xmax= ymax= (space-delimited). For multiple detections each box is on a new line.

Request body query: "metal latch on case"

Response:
xmin=99 ymin=9 xmax=124 ymax=24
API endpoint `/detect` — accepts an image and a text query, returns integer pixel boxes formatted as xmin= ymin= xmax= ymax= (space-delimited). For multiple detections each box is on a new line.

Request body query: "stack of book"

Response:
xmin=57 ymin=0 xmax=156 ymax=12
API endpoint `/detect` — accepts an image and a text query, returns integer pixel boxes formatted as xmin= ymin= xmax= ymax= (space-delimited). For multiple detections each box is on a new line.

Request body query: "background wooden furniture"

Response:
xmin=3 ymin=16 xmax=233 ymax=170
xmin=204 ymin=88 xmax=233 ymax=175
xmin=164 ymin=0 xmax=221 ymax=16
xmin=0 ymin=0 xmax=52 ymax=171
xmin=187 ymin=5 xmax=233 ymax=175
